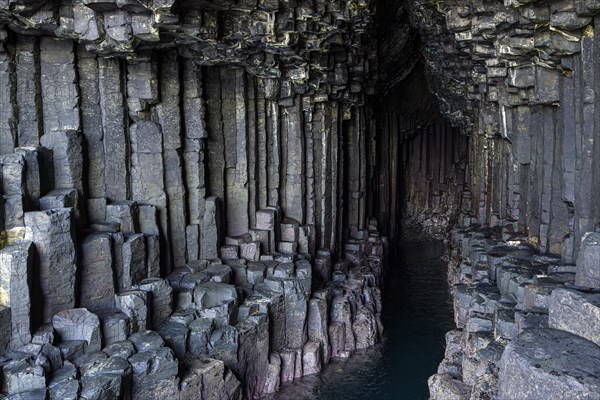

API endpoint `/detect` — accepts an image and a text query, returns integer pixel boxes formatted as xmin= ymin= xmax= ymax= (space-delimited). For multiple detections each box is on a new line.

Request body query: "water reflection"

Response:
xmin=270 ymin=236 xmax=454 ymax=400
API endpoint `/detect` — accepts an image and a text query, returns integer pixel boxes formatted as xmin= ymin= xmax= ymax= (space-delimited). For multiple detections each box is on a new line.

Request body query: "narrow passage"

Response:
xmin=272 ymin=233 xmax=454 ymax=399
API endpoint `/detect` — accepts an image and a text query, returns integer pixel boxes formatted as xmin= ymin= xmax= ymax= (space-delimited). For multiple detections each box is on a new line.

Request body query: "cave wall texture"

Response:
xmin=2 ymin=0 xmax=597 ymax=261
xmin=0 ymin=1 xmax=388 ymax=399
xmin=375 ymin=0 xmax=600 ymax=260
xmin=1 ymin=0 xmax=600 ymax=398
xmin=0 ymin=0 xmax=378 ymax=269
xmin=406 ymin=0 xmax=600 ymax=262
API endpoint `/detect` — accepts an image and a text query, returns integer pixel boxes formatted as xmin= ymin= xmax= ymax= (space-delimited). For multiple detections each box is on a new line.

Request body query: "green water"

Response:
xmin=272 ymin=238 xmax=454 ymax=400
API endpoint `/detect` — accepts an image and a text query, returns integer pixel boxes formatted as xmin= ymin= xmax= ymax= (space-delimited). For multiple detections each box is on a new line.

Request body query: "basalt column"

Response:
xmin=394 ymin=1 xmax=600 ymax=399
xmin=403 ymin=0 xmax=600 ymax=262
xmin=371 ymin=63 xmax=470 ymax=240
xmin=0 ymin=1 xmax=389 ymax=399
xmin=0 ymin=0 xmax=378 ymax=271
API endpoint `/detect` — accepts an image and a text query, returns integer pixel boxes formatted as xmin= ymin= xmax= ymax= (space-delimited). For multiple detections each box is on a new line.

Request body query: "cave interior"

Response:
xmin=0 ymin=0 xmax=600 ymax=398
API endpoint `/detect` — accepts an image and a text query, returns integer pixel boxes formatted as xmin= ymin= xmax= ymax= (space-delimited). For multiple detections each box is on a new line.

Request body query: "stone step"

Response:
xmin=548 ymin=287 xmax=600 ymax=347
xmin=498 ymin=329 xmax=600 ymax=400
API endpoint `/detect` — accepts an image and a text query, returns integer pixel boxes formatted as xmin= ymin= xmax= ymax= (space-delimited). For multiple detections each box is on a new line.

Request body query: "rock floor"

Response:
xmin=430 ymin=225 xmax=600 ymax=400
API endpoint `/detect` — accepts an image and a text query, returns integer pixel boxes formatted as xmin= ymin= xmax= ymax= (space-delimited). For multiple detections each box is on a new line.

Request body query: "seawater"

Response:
xmin=270 ymin=237 xmax=454 ymax=400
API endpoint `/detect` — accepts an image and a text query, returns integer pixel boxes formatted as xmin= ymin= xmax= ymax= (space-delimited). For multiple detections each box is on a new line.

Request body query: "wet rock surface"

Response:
xmin=264 ymin=236 xmax=453 ymax=399
xmin=499 ymin=329 xmax=600 ymax=400
xmin=431 ymin=225 xmax=600 ymax=399
xmin=1 ymin=205 xmax=387 ymax=398
xmin=373 ymin=0 xmax=600 ymax=266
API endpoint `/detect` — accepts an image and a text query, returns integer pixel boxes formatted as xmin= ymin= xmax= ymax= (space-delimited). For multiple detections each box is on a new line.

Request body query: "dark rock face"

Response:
xmin=548 ymin=287 xmax=600 ymax=347
xmin=373 ymin=64 xmax=470 ymax=238
xmin=376 ymin=5 xmax=600 ymax=396
xmin=1 ymin=144 xmax=387 ymax=399
xmin=1 ymin=0 xmax=377 ymax=269
xmin=398 ymin=0 xmax=600 ymax=263
xmin=369 ymin=0 xmax=600 ymax=261
xmin=399 ymin=1 xmax=600 ymax=397
xmin=576 ymin=232 xmax=600 ymax=289
xmin=499 ymin=329 xmax=600 ymax=400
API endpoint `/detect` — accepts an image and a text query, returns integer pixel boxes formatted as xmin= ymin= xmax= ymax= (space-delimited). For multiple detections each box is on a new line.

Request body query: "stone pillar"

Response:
xmin=25 ymin=209 xmax=77 ymax=323
xmin=0 ymin=241 xmax=34 ymax=349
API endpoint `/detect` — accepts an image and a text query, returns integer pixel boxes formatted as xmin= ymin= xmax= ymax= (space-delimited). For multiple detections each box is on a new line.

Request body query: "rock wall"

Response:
xmin=0 ymin=39 xmax=375 ymax=270
xmin=2 ymin=0 xmax=600 ymax=398
xmin=0 ymin=1 xmax=392 ymax=399
xmin=429 ymin=225 xmax=600 ymax=399
xmin=371 ymin=1 xmax=600 ymax=398
xmin=372 ymin=64 xmax=471 ymax=239
xmin=403 ymin=0 xmax=600 ymax=262
xmin=0 ymin=123 xmax=387 ymax=399
xmin=372 ymin=0 xmax=600 ymax=257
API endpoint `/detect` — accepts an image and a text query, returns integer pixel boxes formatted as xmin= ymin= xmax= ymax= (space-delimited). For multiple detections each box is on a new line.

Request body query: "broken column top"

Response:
xmin=52 ymin=308 xmax=102 ymax=353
